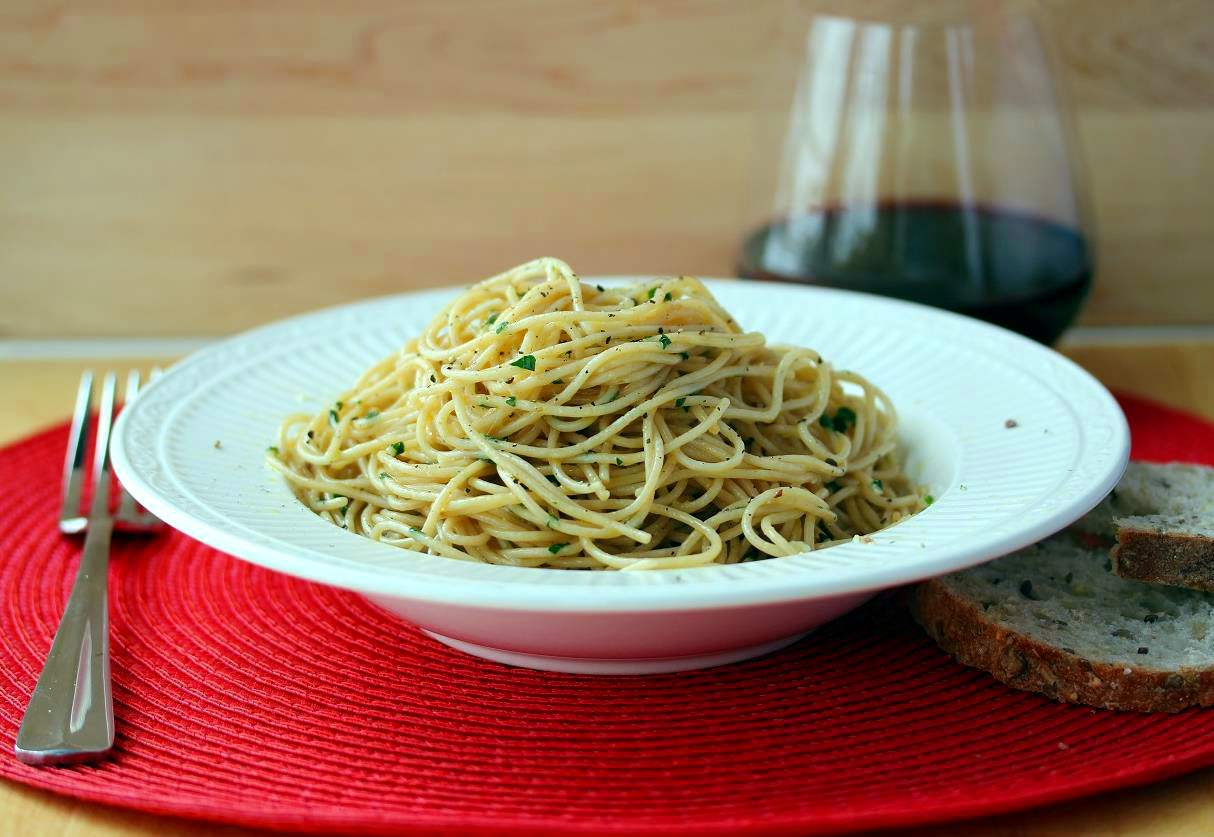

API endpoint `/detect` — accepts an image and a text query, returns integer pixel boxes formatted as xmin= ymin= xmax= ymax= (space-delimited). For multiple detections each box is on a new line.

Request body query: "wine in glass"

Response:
xmin=739 ymin=6 xmax=1092 ymax=344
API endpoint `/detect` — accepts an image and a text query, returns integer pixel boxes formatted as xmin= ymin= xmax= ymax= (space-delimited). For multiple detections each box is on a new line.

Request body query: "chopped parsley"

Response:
xmin=675 ymin=397 xmax=688 ymax=411
xmin=390 ymin=441 xmax=405 ymax=455
xmin=486 ymin=312 xmax=498 ymax=327
xmin=615 ymin=457 xmax=624 ymax=466
xmin=826 ymin=480 xmax=843 ymax=492
xmin=818 ymin=413 xmax=834 ymax=430
xmin=547 ymin=543 xmax=569 ymax=554
xmin=329 ymin=409 xmax=339 ymax=425
xmin=679 ymin=351 xmax=689 ymax=361
xmin=647 ymin=286 xmax=658 ymax=300
xmin=409 ymin=526 xmax=422 ymax=535
xmin=335 ymin=401 xmax=343 ymax=410
xmin=379 ymin=472 xmax=389 ymax=480
xmin=833 ymin=407 xmax=857 ymax=432
xmin=552 ymin=378 xmax=564 ymax=385
xmin=495 ymin=321 xmax=509 ymax=334
xmin=924 ymin=494 xmax=935 ymax=506
xmin=596 ymin=284 xmax=605 ymax=292
xmin=510 ymin=354 xmax=536 ymax=371
xmin=658 ymin=334 xmax=672 ymax=349
xmin=872 ymin=479 xmax=884 ymax=491
xmin=266 ymin=445 xmax=279 ymax=455
xmin=505 ymin=395 xmax=517 ymax=407
xmin=363 ymin=410 xmax=379 ymax=420
xmin=664 ymin=292 xmax=672 ymax=301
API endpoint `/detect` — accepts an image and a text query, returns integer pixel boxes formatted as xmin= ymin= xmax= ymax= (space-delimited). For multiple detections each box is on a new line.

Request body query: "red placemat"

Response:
xmin=1 ymin=392 xmax=1213 ymax=836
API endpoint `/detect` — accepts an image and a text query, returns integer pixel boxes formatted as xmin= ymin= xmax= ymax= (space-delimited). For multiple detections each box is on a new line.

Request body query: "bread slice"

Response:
xmin=910 ymin=538 xmax=1214 ymax=712
xmin=1074 ymin=462 xmax=1214 ymax=591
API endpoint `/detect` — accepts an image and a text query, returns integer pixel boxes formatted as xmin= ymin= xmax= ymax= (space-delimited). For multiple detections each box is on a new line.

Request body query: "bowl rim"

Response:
xmin=111 ymin=276 xmax=1129 ymax=612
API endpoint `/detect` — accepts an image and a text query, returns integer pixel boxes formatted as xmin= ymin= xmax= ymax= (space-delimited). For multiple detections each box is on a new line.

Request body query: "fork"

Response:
xmin=14 ymin=370 xmax=161 ymax=765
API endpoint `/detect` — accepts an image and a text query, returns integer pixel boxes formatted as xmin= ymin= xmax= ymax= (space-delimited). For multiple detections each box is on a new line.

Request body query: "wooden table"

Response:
xmin=3 ymin=342 xmax=1214 ymax=836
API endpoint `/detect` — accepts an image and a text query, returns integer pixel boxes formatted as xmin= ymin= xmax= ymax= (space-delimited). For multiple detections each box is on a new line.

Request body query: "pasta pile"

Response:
xmin=269 ymin=258 xmax=924 ymax=569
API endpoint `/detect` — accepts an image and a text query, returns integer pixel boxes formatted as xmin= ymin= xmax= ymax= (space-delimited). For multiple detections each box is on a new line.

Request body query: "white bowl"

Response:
xmin=111 ymin=279 xmax=1128 ymax=674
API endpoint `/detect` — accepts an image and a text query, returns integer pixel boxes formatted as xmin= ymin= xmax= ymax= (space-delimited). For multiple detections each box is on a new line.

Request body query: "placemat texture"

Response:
xmin=1 ymin=392 xmax=1212 ymax=836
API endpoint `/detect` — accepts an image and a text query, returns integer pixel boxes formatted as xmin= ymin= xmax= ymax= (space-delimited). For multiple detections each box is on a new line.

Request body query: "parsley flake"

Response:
xmin=872 ymin=479 xmax=884 ymax=491
xmin=496 ymin=321 xmax=509 ymax=334
xmin=675 ymin=397 xmax=689 ymax=412
xmin=547 ymin=543 xmax=569 ymax=555
xmin=329 ymin=409 xmax=339 ymax=425
xmin=266 ymin=445 xmax=279 ymax=455
xmin=506 ymin=395 xmax=517 ymax=407
xmin=596 ymin=284 xmax=605 ymax=292
xmin=664 ymin=292 xmax=673 ymax=301
xmin=679 ymin=351 xmax=689 ymax=361
xmin=818 ymin=413 xmax=834 ymax=430
xmin=552 ymin=378 xmax=564 ymax=385
xmin=486 ymin=312 xmax=498 ymax=327
xmin=833 ymin=407 xmax=857 ymax=432
xmin=658 ymin=335 xmax=672 ymax=349
xmin=510 ymin=354 xmax=536 ymax=371
xmin=647 ymin=286 xmax=658 ymax=300
xmin=390 ymin=441 xmax=405 ymax=455
xmin=615 ymin=457 xmax=624 ymax=466
xmin=925 ymin=494 xmax=935 ymax=506
xmin=363 ymin=410 xmax=379 ymax=420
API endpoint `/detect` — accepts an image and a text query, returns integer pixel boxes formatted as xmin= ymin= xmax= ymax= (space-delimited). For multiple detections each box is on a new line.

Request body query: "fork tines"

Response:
xmin=58 ymin=369 xmax=161 ymax=534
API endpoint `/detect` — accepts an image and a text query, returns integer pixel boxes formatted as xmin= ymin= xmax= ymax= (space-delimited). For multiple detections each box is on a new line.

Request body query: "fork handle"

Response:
xmin=15 ymin=520 xmax=115 ymax=764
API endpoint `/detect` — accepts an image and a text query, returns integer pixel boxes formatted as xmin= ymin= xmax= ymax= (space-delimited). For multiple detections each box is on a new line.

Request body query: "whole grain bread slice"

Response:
xmin=910 ymin=537 xmax=1214 ymax=712
xmin=1074 ymin=461 xmax=1214 ymax=591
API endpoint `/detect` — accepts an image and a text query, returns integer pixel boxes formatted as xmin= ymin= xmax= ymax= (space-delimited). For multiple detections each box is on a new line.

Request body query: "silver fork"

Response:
xmin=15 ymin=370 xmax=161 ymax=765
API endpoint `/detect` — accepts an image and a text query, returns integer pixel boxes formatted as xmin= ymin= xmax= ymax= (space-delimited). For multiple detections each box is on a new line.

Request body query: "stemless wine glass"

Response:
xmin=738 ymin=3 xmax=1092 ymax=344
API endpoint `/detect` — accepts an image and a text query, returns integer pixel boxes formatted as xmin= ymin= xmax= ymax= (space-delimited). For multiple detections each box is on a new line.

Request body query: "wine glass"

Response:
xmin=738 ymin=3 xmax=1093 ymax=344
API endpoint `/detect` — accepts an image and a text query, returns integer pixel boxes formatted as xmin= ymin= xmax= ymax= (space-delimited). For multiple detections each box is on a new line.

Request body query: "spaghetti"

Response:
xmin=269 ymin=258 xmax=924 ymax=570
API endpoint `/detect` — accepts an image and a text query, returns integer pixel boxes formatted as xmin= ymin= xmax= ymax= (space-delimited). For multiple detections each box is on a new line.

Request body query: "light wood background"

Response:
xmin=0 ymin=0 xmax=1212 ymax=338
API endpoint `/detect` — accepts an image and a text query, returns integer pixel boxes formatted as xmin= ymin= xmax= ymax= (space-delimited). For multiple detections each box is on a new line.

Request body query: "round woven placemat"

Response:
xmin=1 ymin=393 xmax=1212 ymax=836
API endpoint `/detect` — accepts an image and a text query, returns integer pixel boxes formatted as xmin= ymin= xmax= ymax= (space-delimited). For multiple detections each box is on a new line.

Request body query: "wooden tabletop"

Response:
xmin=3 ymin=341 xmax=1214 ymax=836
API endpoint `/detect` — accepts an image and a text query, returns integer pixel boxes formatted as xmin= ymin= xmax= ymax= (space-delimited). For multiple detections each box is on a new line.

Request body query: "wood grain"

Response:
xmin=0 ymin=1 xmax=1211 ymax=336
xmin=1 ymin=341 xmax=1213 ymax=834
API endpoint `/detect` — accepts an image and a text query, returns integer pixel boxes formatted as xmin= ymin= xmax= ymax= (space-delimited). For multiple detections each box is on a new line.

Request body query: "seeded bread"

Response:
xmin=1076 ymin=462 xmax=1214 ymax=591
xmin=910 ymin=538 xmax=1214 ymax=712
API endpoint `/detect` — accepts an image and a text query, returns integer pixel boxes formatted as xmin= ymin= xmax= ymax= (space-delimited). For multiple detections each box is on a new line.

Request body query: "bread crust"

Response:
xmin=1114 ymin=528 xmax=1214 ymax=593
xmin=910 ymin=578 xmax=1214 ymax=713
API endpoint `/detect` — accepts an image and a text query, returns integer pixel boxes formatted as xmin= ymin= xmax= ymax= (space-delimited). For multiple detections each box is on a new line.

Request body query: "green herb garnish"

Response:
xmin=379 ymin=472 xmax=389 ymax=479
xmin=547 ymin=543 xmax=569 ymax=554
xmin=647 ymin=286 xmax=658 ymax=300
xmin=924 ymin=494 xmax=935 ymax=506
xmin=486 ymin=312 xmax=498 ymax=327
xmin=826 ymin=480 xmax=843 ymax=492
xmin=510 ymin=354 xmax=536 ymax=371
xmin=664 ymin=292 xmax=672 ymax=301
xmin=496 ymin=321 xmax=509 ymax=334
xmin=818 ymin=413 xmax=834 ymax=430
xmin=658 ymin=335 xmax=672 ymax=349
xmin=615 ymin=457 xmax=624 ymax=466
xmin=675 ymin=397 xmax=688 ymax=411
xmin=363 ymin=410 xmax=379 ymax=420
xmin=679 ymin=351 xmax=689 ymax=361
xmin=329 ymin=409 xmax=339 ymax=425
xmin=872 ymin=479 xmax=884 ymax=491
xmin=552 ymin=378 xmax=564 ymax=385
xmin=266 ymin=446 xmax=279 ymax=455
xmin=391 ymin=441 xmax=405 ymax=455
xmin=833 ymin=406 xmax=857 ymax=432
xmin=596 ymin=284 xmax=605 ymax=292
xmin=505 ymin=396 xmax=517 ymax=407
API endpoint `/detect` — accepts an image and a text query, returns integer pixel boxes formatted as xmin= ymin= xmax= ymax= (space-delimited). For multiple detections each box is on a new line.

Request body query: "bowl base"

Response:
xmin=421 ymin=631 xmax=810 ymax=674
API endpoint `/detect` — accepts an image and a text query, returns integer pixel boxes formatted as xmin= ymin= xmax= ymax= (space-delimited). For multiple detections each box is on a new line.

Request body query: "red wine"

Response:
xmin=738 ymin=202 xmax=1092 ymax=344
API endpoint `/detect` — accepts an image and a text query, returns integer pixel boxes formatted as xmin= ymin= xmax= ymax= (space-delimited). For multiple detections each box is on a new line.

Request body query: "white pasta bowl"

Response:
xmin=112 ymin=278 xmax=1128 ymax=674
